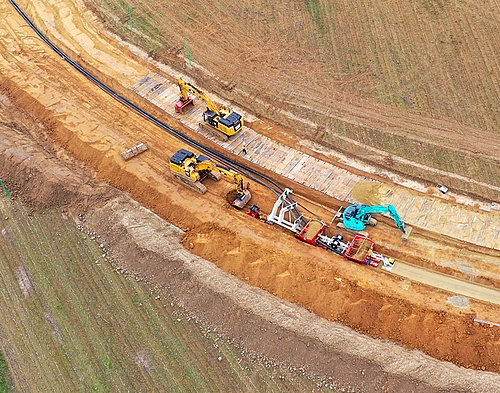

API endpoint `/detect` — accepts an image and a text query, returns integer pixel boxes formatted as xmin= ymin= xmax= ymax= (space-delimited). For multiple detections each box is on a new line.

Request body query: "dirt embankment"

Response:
xmin=2 ymin=69 xmax=498 ymax=287
xmin=1 ymin=95 xmax=499 ymax=392
xmin=1 ymin=66 xmax=500 ymax=379
xmin=0 ymin=0 xmax=498 ymax=374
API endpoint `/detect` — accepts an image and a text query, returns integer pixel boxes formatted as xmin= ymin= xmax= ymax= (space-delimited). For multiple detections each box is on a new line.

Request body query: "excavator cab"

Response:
xmin=343 ymin=204 xmax=371 ymax=231
xmin=169 ymin=149 xmax=196 ymax=177
xmin=342 ymin=203 xmax=407 ymax=236
xmin=203 ymin=110 xmax=219 ymax=129
xmin=203 ymin=110 xmax=243 ymax=137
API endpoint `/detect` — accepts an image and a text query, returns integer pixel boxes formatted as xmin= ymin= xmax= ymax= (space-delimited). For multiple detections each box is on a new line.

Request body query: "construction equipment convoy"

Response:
xmin=169 ymin=148 xmax=251 ymax=208
xmin=168 ymin=148 xmax=398 ymax=265
xmin=175 ymin=78 xmax=244 ymax=141
xmin=13 ymin=0 xmax=400 ymax=275
xmin=250 ymin=188 xmax=397 ymax=269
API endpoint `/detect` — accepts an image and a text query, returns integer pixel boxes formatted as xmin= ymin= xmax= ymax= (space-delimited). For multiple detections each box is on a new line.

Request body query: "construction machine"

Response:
xmin=175 ymin=78 xmax=244 ymax=141
xmin=169 ymin=149 xmax=251 ymax=208
xmin=296 ymin=219 xmax=348 ymax=255
xmin=342 ymin=204 xmax=407 ymax=234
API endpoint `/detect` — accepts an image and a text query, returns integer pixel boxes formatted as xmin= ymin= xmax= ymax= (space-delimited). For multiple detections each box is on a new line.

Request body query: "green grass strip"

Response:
xmin=0 ymin=351 xmax=13 ymax=393
xmin=0 ymin=180 xmax=12 ymax=201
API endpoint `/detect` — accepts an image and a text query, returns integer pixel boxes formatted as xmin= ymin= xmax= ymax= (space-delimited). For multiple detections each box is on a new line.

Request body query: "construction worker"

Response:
xmin=241 ymin=144 xmax=247 ymax=155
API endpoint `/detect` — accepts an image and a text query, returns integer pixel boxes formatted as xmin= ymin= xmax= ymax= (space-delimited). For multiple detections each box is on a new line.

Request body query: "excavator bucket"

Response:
xmin=402 ymin=225 xmax=413 ymax=241
xmin=228 ymin=190 xmax=252 ymax=209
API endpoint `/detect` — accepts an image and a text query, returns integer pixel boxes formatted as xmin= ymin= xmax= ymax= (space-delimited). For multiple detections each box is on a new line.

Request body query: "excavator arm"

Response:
xmin=386 ymin=205 xmax=406 ymax=233
xmin=177 ymin=78 xmax=221 ymax=114
xmin=343 ymin=204 xmax=406 ymax=233
xmin=215 ymin=164 xmax=245 ymax=194
xmin=214 ymin=163 xmax=251 ymax=208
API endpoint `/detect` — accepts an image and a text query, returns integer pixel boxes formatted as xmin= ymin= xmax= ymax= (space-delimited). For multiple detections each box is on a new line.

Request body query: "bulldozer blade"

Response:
xmin=231 ymin=190 xmax=252 ymax=209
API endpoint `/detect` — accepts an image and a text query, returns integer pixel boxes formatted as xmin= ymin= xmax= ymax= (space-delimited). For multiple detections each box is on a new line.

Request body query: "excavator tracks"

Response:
xmin=172 ymin=173 xmax=208 ymax=194
xmin=198 ymin=122 xmax=229 ymax=142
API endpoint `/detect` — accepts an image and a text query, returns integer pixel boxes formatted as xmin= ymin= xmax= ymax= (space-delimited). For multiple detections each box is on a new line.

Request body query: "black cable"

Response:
xmin=9 ymin=0 xmax=284 ymax=197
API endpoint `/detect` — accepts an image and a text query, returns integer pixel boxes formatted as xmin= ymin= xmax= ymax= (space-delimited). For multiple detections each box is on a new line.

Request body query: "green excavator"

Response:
xmin=342 ymin=203 xmax=407 ymax=234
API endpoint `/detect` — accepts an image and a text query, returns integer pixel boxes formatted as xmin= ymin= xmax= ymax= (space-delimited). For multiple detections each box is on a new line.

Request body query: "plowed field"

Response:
xmin=88 ymin=0 xmax=500 ymax=200
xmin=0 ymin=197 xmax=339 ymax=392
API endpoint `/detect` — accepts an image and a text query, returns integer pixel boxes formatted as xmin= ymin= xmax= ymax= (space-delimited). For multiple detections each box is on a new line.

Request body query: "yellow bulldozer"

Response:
xmin=169 ymin=149 xmax=251 ymax=209
xmin=175 ymin=78 xmax=244 ymax=141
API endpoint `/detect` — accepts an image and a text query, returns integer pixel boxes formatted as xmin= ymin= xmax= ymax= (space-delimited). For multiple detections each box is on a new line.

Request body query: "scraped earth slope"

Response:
xmin=0 ymin=95 xmax=499 ymax=393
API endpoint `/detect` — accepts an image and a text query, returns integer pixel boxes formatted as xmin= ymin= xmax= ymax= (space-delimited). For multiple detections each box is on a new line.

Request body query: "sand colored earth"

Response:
xmin=128 ymin=71 xmax=500 ymax=250
xmin=84 ymin=0 xmax=500 ymax=202
xmin=1 ymin=93 xmax=499 ymax=392
xmin=0 ymin=0 xmax=499 ymax=380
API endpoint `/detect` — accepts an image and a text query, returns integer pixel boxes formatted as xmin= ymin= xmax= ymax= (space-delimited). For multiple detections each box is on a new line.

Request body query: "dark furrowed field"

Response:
xmin=85 ymin=0 xmax=500 ymax=200
xmin=0 ymin=199 xmax=330 ymax=392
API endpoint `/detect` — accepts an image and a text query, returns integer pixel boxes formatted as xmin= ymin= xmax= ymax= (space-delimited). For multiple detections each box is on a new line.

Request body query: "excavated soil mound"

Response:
xmin=1 ymin=101 xmax=499 ymax=392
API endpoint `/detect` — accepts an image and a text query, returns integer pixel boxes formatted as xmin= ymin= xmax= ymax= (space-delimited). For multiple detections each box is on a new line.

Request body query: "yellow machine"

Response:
xmin=175 ymin=78 xmax=244 ymax=141
xmin=169 ymin=149 xmax=251 ymax=209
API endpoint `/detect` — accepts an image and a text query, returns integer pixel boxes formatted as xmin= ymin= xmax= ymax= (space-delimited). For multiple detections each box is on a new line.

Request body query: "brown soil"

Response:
xmin=1 ymin=0 xmax=499 ymax=380
xmin=1 ymin=68 xmax=499 ymax=375
xmin=3 ymin=71 xmax=498 ymax=288
xmin=1 ymin=95 xmax=499 ymax=392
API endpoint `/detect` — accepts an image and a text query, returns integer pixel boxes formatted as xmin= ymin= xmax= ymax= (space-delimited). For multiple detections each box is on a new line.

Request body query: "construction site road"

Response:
xmin=391 ymin=262 xmax=500 ymax=306
xmin=8 ymin=0 xmax=499 ymax=308
xmin=9 ymin=0 xmax=498 ymax=291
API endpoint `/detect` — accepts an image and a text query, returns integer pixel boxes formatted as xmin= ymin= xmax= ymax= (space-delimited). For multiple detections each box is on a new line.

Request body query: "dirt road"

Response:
xmin=7 ymin=0 xmax=500 ymax=286
xmin=391 ymin=262 xmax=500 ymax=305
